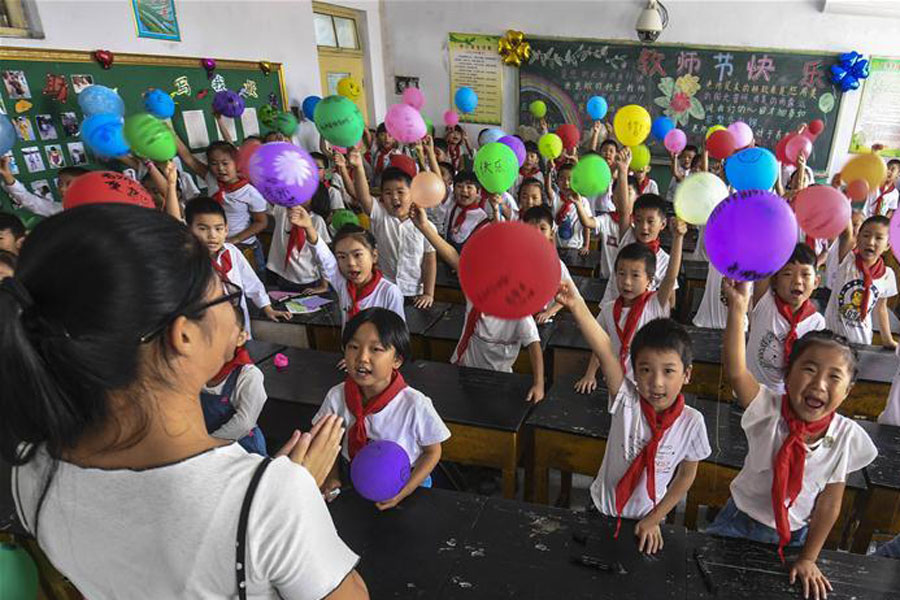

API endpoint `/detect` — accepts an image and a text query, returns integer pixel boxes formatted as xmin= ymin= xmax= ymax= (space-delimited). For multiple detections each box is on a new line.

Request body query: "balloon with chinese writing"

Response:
xmin=586 ymin=96 xmax=608 ymax=121
xmin=0 ymin=114 xmax=15 ymax=155
xmin=725 ymin=147 xmax=778 ymax=191
xmin=384 ymin=103 xmax=426 ymax=144
xmin=144 ymin=88 xmax=175 ymax=119
xmin=351 ymin=440 xmax=411 ymax=502
xmin=314 ymin=95 xmax=365 ymax=148
xmin=410 ymin=171 xmax=446 ymax=208
xmin=674 ymin=172 xmax=729 ymax=225
xmin=247 ymin=142 xmax=320 ymax=207
xmin=212 ymin=90 xmax=245 ymax=118
xmin=454 ymin=87 xmax=478 ymax=114
xmin=842 ymin=153 xmax=886 ymax=191
xmin=401 ymin=86 xmax=425 ymax=110
xmin=301 ymin=96 xmax=321 ymax=120
xmin=663 ymin=129 xmax=687 ymax=154
xmin=81 ymin=113 xmax=130 ymax=157
xmin=63 ymin=171 xmax=154 ymax=210
xmin=123 ymin=113 xmax=176 ymax=162
xmin=629 ymin=144 xmax=651 ymax=171
xmin=529 ymin=100 xmax=547 ymax=118
xmin=651 ymin=116 xmax=675 ymax=142
xmin=474 ymin=142 xmax=518 ymax=194
xmin=570 ymin=154 xmax=612 ymax=197
xmin=613 ymin=104 xmax=651 ymax=146
xmin=794 ymin=186 xmax=851 ymax=239
xmin=538 ymin=133 xmax=563 ymax=160
xmin=78 ymin=85 xmax=124 ymax=117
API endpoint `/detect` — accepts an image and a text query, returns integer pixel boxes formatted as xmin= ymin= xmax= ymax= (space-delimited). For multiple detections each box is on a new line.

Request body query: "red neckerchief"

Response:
xmin=448 ymin=143 xmax=462 ymax=170
xmin=373 ymin=144 xmax=396 ymax=175
xmin=344 ymin=370 xmax=408 ymax=458
xmin=773 ymin=294 xmax=818 ymax=367
xmin=451 ymin=201 xmax=483 ymax=233
xmin=643 ymin=238 xmax=661 ymax=254
xmin=321 ymin=178 xmax=332 ymax=190
xmin=213 ymin=177 xmax=250 ymax=205
xmin=347 ymin=269 xmax=383 ymax=319
xmin=613 ymin=393 xmax=685 ymax=537
xmin=519 ymin=165 xmax=539 ymax=178
xmin=854 ymin=250 xmax=886 ymax=320
xmin=283 ymin=226 xmax=307 ymax=269
xmin=555 ymin=192 xmax=575 ymax=226
xmin=804 ymin=235 xmax=816 ymax=251
xmin=210 ymin=346 xmax=253 ymax=383
xmin=609 ymin=211 xmax=620 ymax=224
xmin=613 ymin=291 xmax=654 ymax=372
xmin=772 ymin=394 xmax=834 ymax=562
xmin=875 ymin=183 xmax=895 ymax=216
xmin=453 ymin=306 xmax=482 ymax=365
xmin=212 ymin=248 xmax=232 ymax=282
xmin=637 ymin=178 xmax=652 ymax=194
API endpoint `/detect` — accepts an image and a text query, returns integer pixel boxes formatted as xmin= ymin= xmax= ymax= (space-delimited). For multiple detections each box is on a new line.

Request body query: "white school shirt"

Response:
xmin=693 ymin=263 xmax=750 ymax=331
xmin=729 ymin=386 xmax=878 ymax=532
xmin=2 ymin=179 xmax=61 ymax=216
xmin=294 ymin=118 xmax=321 ymax=153
xmin=314 ymin=383 xmax=451 ymax=464
xmin=824 ymin=252 xmax=898 ymax=345
xmin=492 ymin=191 xmax=519 ymax=222
xmin=597 ymin=294 xmax=670 ymax=380
xmin=202 ymin=364 xmax=268 ymax=442
xmin=863 ymin=185 xmax=899 ymax=218
xmin=542 ymin=259 xmax=574 ymax=312
xmin=691 ymin=224 xmax=708 ymax=261
xmin=205 ymin=176 xmax=268 ymax=244
xmin=635 ymin=178 xmax=660 ymax=197
xmin=590 ymin=379 xmax=711 ymax=519
xmin=13 ymin=444 xmax=358 ymax=600
xmin=309 ymin=236 xmax=405 ymax=327
xmin=747 ymin=292 xmax=826 ymax=396
xmin=877 ymin=345 xmax=900 ymax=426
xmin=426 ymin=188 xmax=454 ymax=235
xmin=595 ymin=212 xmax=620 ymax=279
xmin=823 ymin=240 xmax=841 ymax=291
xmin=369 ymin=201 xmax=435 ymax=296
xmin=217 ymin=243 xmax=271 ymax=334
xmin=451 ymin=301 xmax=541 ymax=372
xmin=445 ymin=203 xmax=490 ymax=247
xmin=666 ymin=169 xmax=690 ymax=203
xmin=266 ymin=207 xmax=331 ymax=285
xmin=551 ymin=191 xmax=592 ymax=249
xmin=600 ymin=228 xmax=677 ymax=305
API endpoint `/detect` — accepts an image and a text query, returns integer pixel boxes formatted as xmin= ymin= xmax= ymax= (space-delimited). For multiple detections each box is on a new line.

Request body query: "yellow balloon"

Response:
xmin=613 ymin=104 xmax=651 ymax=147
xmin=337 ymin=77 xmax=361 ymax=101
xmin=706 ymin=125 xmax=726 ymax=139
xmin=842 ymin=153 xmax=887 ymax=191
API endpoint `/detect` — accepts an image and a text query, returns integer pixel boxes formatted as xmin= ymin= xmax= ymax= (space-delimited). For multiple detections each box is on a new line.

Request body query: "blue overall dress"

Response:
xmin=200 ymin=366 xmax=268 ymax=456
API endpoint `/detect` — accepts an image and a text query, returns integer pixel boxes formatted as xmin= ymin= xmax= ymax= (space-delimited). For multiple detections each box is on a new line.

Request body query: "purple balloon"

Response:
xmin=350 ymin=440 xmax=411 ymax=502
xmin=705 ymin=190 xmax=798 ymax=282
xmin=499 ymin=135 xmax=526 ymax=167
xmin=247 ymin=142 xmax=319 ymax=207
xmin=212 ymin=89 xmax=245 ymax=118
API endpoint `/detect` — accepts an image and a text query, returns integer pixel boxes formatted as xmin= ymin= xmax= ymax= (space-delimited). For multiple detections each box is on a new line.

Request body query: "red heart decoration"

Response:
xmin=94 ymin=50 xmax=114 ymax=70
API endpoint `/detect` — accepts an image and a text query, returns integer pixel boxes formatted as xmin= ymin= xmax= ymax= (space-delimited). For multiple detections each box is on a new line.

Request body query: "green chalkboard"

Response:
xmin=0 ymin=47 xmax=287 ymax=226
xmin=519 ymin=37 xmax=842 ymax=172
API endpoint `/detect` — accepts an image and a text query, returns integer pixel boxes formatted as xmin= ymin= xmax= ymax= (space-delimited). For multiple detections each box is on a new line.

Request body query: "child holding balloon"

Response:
xmin=444 ymin=171 xmax=491 ymax=250
xmin=549 ymin=162 xmax=592 ymax=256
xmin=445 ymin=125 xmax=472 ymax=172
xmin=0 ymin=156 xmax=86 ymax=217
xmin=266 ymin=194 xmax=331 ymax=294
xmin=718 ymin=278 xmax=877 ymax=600
xmin=862 ymin=159 xmax=900 ymax=219
xmin=523 ymin=205 xmax=573 ymax=324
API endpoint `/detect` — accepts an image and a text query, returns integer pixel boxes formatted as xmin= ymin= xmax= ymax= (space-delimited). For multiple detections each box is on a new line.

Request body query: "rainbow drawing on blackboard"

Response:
xmin=520 ymin=73 xmax=583 ymax=131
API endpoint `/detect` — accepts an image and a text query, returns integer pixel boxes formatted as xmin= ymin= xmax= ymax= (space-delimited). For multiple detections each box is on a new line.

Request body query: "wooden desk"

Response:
xmin=244 ymin=339 xmax=286 ymax=364
xmin=569 ymin=275 xmax=607 ymax=315
xmin=434 ymin=261 xmax=464 ymax=304
xmin=679 ymin=260 xmax=709 ymax=323
xmin=843 ymin=345 xmax=896 ymax=420
xmin=850 ymin=420 xmax=900 ymax=554
xmin=558 ymin=247 xmax=601 ymax=277
xmin=258 ymin=347 xmax=535 ymax=498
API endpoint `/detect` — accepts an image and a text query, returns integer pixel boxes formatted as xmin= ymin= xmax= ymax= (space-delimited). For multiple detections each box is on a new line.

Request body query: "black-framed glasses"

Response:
xmin=139 ymin=281 xmax=244 ymax=344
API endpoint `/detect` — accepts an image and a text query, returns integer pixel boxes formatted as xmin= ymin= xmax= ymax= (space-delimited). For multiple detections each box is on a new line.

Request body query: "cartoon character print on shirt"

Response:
xmin=625 ymin=434 xmax=677 ymax=475
xmin=837 ymin=277 xmax=879 ymax=327
xmin=756 ymin=330 xmax=786 ymax=383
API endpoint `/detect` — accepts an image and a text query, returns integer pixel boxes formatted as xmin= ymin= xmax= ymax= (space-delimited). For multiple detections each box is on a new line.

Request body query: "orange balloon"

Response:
xmin=410 ymin=171 xmax=446 ymax=208
xmin=846 ymin=179 xmax=870 ymax=202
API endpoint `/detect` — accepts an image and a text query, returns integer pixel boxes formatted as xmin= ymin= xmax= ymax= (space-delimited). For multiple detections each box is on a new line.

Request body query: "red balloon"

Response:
xmin=706 ymin=129 xmax=737 ymax=160
xmin=846 ymin=179 xmax=870 ymax=202
xmin=237 ymin=139 xmax=262 ymax=178
xmin=556 ymin=124 xmax=580 ymax=150
xmin=776 ymin=134 xmax=795 ymax=165
xmin=808 ymin=119 xmax=825 ymax=136
xmin=794 ymin=185 xmax=851 ymax=239
xmin=63 ymin=171 xmax=155 ymax=211
xmin=458 ymin=222 xmax=561 ymax=318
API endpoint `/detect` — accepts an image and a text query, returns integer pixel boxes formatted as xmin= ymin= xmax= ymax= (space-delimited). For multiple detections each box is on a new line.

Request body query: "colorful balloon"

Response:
xmin=144 ymin=88 xmax=175 ymax=119
xmin=808 ymin=119 xmax=825 ymax=136
xmin=331 ymin=209 xmax=360 ymax=231
xmin=706 ymin=125 xmax=726 ymax=139
xmin=314 ymin=95 xmax=365 ymax=148
xmin=556 ymin=124 xmax=580 ymax=150
xmin=785 ymin=135 xmax=813 ymax=163
xmin=499 ymin=135 xmax=526 ymax=167
xmin=247 ymin=142 xmax=320 ymax=207
xmin=727 ymin=121 xmax=754 ymax=148
xmin=629 ymin=144 xmax=651 ymax=171
xmin=473 ymin=142 xmax=518 ymax=194
xmin=705 ymin=190 xmax=799 ymax=281
xmin=63 ymin=171 xmax=154 ymax=210
xmin=212 ymin=90 xmax=245 ymax=118
xmin=846 ymin=179 xmax=870 ymax=202
xmin=301 ymin=96 xmax=321 ymax=120
xmin=401 ymin=86 xmax=425 ymax=110
xmin=385 ymin=103 xmax=426 ymax=144
xmin=663 ymin=129 xmax=687 ymax=154
xmin=651 ymin=116 xmax=675 ymax=141
xmin=707 ymin=129 xmax=737 ymax=160
xmin=123 ymin=113 xmax=176 ymax=162
xmin=480 ymin=128 xmax=506 ymax=145
xmin=337 ymin=76 xmax=361 ymax=100
xmin=410 ymin=171 xmax=446 ymax=208
xmin=794 ymin=186 xmax=851 ymax=239
xmin=81 ymin=113 xmax=130 ymax=157
xmin=586 ymin=96 xmax=609 ymax=121
xmin=613 ymin=104 xmax=651 ymax=146
xmin=423 ymin=115 xmax=434 ymax=136
xmin=538 ymin=133 xmax=563 ymax=160
xmin=0 ymin=543 xmax=38 ymax=600
xmin=842 ymin=153 xmax=886 ymax=191
xmin=443 ymin=110 xmax=460 ymax=127
xmin=274 ymin=112 xmax=299 ymax=136
xmin=674 ymin=172 xmax=729 ymax=225
xmin=725 ymin=147 xmax=778 ymax=191
xmin=459 ymin=221 xmax=561 ymax=318
xmin=258 ymin=104 xmax=278 ymax=128
xmin=455 ymin=87 xmax=478 ymax=114
xmin=529 ymin=100 xmax=547 ymax=118
xmin=237 ymin=139 xmax=262 ymax=178
xmin=78 ymin=85 xmax=124 ymax=117
xmin=570 ymin=154 xmax=612 ymax=197
xmin=890 ymin=210 xmax=900 ymax=262
xmin=0 ymin=114 xmax=15 ymax=155
xmin=350 ymin=440 xmax=411 ymax=502
xmin=775 ymin=133 xmax=794 ymax=165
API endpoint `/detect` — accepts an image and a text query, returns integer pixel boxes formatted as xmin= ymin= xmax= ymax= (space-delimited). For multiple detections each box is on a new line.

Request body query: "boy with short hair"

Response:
xmin=0 ymin=211 xmax=25 ymax=255
xmin=445 ymin=170 xmax=491 ymax=250
xmin=310 ymin=151 xmax=346 ymax=211
xmin=824 ymin=214 xmax=898 ymax=348
xmin=550 ymin=162 xmax=592 ymax=255
xmin=522 ymin=205 xmax=573 ymax=323
xmin=366 ymin=123 xmax=400 ymax=185
xmin=555 ymin=283 xmax=710 ymax=554
xmin=0 ymin=156 xmax=87 ymax=217
xmin=575 ymin=219 xmax=686 ymax=393
xmin=185 ymin=197 xmax=290 ymax=334
xmin=863 ymin=158 xmax=900 ymax=218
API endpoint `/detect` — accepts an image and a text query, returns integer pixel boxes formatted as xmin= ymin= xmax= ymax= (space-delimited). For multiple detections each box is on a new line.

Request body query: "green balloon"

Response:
xmin=570 ymin=154 xmax=612 ymax=197
xmin=474 ymin=142 xmax=519 ymax=194
xmin=275 ymin=112 xmax=298 ymax=136
xmin=0 ymin=543 xmax=39 ymax=600
xmin=423 ymin=116 xmax=434 ymax=135
xmin=538 ymin=133 xmax=562 ymax=160
xmin=123 ymin=113 xmax=176 ymax=161
xmin=259 ymin=104 xmax=278 ymax=128
xmin=314 ymin=95 xmax=365 ymax=148
xmin=529 ymin=100 xmax=547 ymax=118
xmin=629 ymin=144 xmax=651 ymax=171
xmin=331 ymin=208 xmax=360 ymax=231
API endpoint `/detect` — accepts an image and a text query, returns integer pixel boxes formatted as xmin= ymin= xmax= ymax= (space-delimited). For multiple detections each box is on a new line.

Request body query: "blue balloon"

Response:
xmin=0 ymin=114 xmax=16 ymax=155
xmin=651 ymin=116 xmax=675 ymax=142
xmin=725 ymin=147 xmax=778 ymax=191
xmin=455 ymin=87 xmax=478 ymax=114
xmin=586 ymin=96 xmax=608 ymax=121
xmin=144 ymin=89 xmax=175 ymax=119
xmin=480 ymin=128 xmax=506 ymax=145
xmin=78 ymin=85 xmax=125 ymax=118
xmin=302 ymin=96 xmax=321 ymax=120
xmin=81 ymin=113 xmax=129 ymax=157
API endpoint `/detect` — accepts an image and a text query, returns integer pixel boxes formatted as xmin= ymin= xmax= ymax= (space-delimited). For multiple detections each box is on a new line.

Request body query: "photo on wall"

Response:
xmin=44 ymin=144 xmax=66 ymax=169
xmin=61 ymin=112 xmax=80 ymax=137
xmin=2 ymin=70 xmax=31 ymax=99
xmin=132 ymin=0 xmax=181 ymax=41
xmin=13 ymin=116 xmax=35 ymax=142
xmin=35 ymin=114 xmax=58 ymax=141
xmin=2 ymin=151 xmax=19 ymax=175
xmin=21 ymin=146 xmax=45 ymax=173
xmin=30 ymin=179 xmax=53 ymax=202
xmin=70 ymin=75 xmax=94 ymax=94
xmin=67 ymin=142 xmax=87 ymax=166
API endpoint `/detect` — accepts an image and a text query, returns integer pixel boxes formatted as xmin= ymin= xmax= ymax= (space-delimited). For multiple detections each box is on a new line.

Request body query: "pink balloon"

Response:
xmin=385 ymin=103 xmax=426 ymax=144
xmin=786 ymin=135 xmax=813 ymax=163
xmin=891 ymin=211 xmax=900 ymax=262
xmin=794 ymin=185 xmax=851 ymax=239
xmin=727 ymin=121 xmax=754 ymax=148
xmin=846 ymin=179 xmax=870 ymax=202
xmin=332 ymin=145 xmax=348 ymax=154
xmin=401 ymin=87 xmax=425 ymax=110
xmin=443 ymin=110 xmax=459 ymax=127
xmin=664 ymin=129 xmax=687 ymax=154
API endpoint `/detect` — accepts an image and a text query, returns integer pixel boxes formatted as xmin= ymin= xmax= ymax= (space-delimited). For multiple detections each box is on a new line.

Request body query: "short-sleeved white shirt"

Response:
xmin=369 ymin=201 xmax=435 ymax=296
xmin=451 ymin=301 xmax=540 ymax=372
xmin=551 ymin=192 xmax=592 ymax=249
xmin=730 ymin=386 xmax=878 ymax=531
xmin=597 ymin=294 xmax=671 ymax=379
xmin=445 ymin=203 xmax=490 ymax=247
xmin=601 ymin=227 xmax=677 ymax=305
xmin=542 ymin=259 xmax=573 ymax=312
xmin=13 ymin=444 xmax=358 ymax=600
xmin=314 ymin=383 xmax=451 ymax=463
xmin=206 ymin=177 xmax=268 ymax=244
xmin=824 ymin=252 xmax=898 ymax=344
xmin=595 ymin=213 xmax=620 ymax=279
xmin=863 ymin=185 xmax=899 ymax=218
xmin=266 ymin=206 xmax=331 ymax=285
xmin=590 ymin=379 xmax=711 ymax=519
xmin=747 ymin=292 xmax=826 ymax=395
xmin=877 ymin=345 xmax=900 ymax=426
xmin=217 ymin=243 xmax=271 ymax=335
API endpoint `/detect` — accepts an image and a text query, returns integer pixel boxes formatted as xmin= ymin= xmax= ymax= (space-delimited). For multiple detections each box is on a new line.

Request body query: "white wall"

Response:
xmin=382 ymin=0 xmax=900 ymax=172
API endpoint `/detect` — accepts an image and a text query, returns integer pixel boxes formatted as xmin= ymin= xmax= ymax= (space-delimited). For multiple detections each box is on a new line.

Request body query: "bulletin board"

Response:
xmin=0 ymin=47 xmax=288 ymax=226
xmin=518 ymin=36 xmax=843 ymax=172
xmin=849 ymin=57 xmax=900 ymax=156
xmin=448 ymin=33 xmax=503 ymax=126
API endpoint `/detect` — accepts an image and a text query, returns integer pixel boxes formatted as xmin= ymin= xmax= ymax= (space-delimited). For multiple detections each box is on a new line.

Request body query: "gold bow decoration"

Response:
xmin=498 ymin=30 xmax=531 ymax=67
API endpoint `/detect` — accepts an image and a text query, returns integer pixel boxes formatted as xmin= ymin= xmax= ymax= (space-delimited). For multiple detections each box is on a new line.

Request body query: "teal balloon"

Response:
xmin=78 ymin=84 xmax=124 ymax=117
xmin=0 ymin=543 xmax=39 ymax=600
xmin=82 ymin=113 xmax=130 ymax=157
xmin=474 ymin=142 xmax=518 ymax=194
xmin=586 ymin=96 xmax=608 ymax=120
xmin=144 ymin=89 xmax=175 ymax=119
xmin=725 ymin=147 xmax=778 ymax=191
xmin=571 ymin=154 xmax=612 ymax=197
xmin=0 ymin=114 xmax=15 ymax=155
xmin=275 ymin=112 xmax=299 ymax=136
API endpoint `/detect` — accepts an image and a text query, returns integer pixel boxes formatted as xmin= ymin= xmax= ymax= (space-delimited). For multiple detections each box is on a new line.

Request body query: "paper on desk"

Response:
xmin=182 ymin=110 xmax=209 ymax=149
xmin=241 ymin=107 xmax=259 ymax=137
xmin=284 ymin=296 xmax=333 ymax=315
xmin=215 ymin=116 xmax=237 ymax=143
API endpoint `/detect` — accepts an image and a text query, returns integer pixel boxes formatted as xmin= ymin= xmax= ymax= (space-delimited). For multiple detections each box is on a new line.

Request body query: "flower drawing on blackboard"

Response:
xmin=654 ymin=75 xmax=705 ymax=125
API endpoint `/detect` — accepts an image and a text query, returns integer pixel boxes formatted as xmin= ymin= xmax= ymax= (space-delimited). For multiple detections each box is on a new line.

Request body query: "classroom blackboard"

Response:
xmin=518 ymin=37 xmax=842 ymax=172
xmin=0 ymin=47 xmax=287 ymax=226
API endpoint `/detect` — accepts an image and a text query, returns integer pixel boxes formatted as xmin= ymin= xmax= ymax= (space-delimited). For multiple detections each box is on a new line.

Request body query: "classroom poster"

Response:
xmin=131 ymin=0 xmax=181 ymax=41
xmin=849 ymin=57 xmax=900 ymax=156
xmin=448 ymin=33 xmax=503 ymax=126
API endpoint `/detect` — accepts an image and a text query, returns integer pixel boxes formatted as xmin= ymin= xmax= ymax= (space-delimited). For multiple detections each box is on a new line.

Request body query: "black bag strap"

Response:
xmin=236 ymin=457 xmax=272 ymax=600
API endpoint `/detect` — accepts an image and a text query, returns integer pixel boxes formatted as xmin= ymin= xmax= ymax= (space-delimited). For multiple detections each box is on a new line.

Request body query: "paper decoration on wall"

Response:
xmin=171 ymin=76 xmax=191 ymax=97
xmin=259 ymin=61 xmax=273 ymax=76
xmin=210 ymin=74 xmax=227 ymax=93
xmin=196 ymin=89 xmax=210 ymax=100
xmin=831 ymin=51 xmax=870 ymax=92
xmin=93 ymin=50 xmax=114 ymax=70
xmin=240 ymin=79 xmax=259 ymax=98
xmin=42 ymin=74 xmax=69 ymax=103
xmin=14 ymin=99 xmax=32 ymax=113
xmin=268 ymin=92 xmax=278 ymax=107
xmin=497 ymin=29 xmax=531 ymax=67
